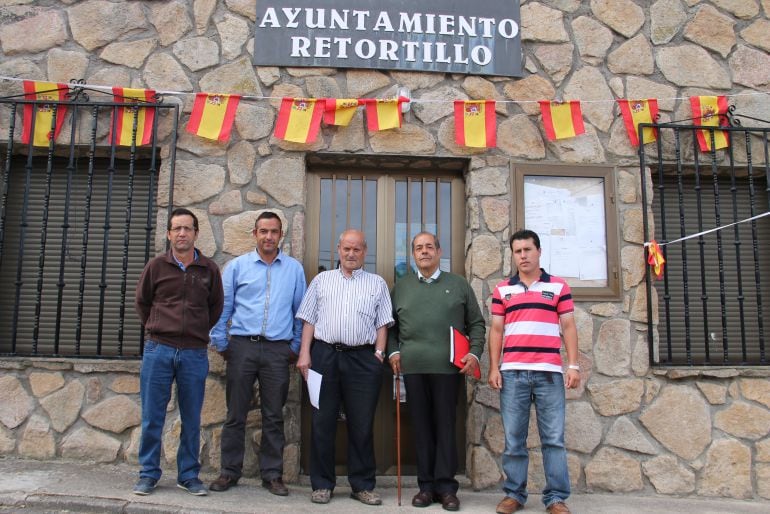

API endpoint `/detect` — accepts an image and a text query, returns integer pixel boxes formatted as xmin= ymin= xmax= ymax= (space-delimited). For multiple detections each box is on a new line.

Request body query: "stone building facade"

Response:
xmin=1 ymin=0 xmax=770 ymax=501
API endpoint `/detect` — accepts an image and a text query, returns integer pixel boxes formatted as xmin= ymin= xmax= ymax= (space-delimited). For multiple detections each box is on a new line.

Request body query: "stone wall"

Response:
xmin=1 ymin=0 xmax=770 ymax=500
xmin=0 ymin=355 xmax=304 ymax=482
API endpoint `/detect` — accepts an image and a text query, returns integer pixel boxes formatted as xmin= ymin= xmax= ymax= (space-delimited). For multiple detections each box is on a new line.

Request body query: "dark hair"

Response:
xmin=411 ymin=231 xmax=441 ymax=252
xmin=255 ymin=211 xmax=282 ymax=232
xmin=510 ymin=229 xmax=540 ymax=250
xmin=167 ymin=208 xmax=199 ymax=232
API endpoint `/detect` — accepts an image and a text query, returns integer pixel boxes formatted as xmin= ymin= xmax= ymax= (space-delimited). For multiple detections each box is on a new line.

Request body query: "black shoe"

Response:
xmin=434 ymin=492 xmax=460 ymax=511
xmin=209 ymin=474 xmax=239 ymax=492
xmin=412 ymin=490 xmax=433 ymax=507
xmin=262 ymin=477 xmax=289 ymax=496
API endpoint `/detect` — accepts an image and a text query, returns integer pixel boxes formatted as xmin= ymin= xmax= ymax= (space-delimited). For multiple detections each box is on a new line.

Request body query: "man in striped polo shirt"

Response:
xmin=296 ymin=229 xmax=394 ymax=506
xmin=488 ymin=229 xmax=579 ymax=514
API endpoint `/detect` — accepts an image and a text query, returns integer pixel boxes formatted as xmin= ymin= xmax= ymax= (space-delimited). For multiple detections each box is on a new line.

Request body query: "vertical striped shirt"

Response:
xmin=491 ymin=270 xmax=574 ymax=373
xmin=296 ymin=267 xmax=394 ymax=346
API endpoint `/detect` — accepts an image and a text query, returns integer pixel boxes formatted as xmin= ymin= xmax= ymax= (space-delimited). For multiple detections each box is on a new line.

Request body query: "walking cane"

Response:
xmin=395 ymin=373 xmax=402 ymax=506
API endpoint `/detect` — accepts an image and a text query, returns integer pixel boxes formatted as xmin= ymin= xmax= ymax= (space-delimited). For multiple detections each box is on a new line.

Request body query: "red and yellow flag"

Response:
xmin=618 ymin=98 xmax=659 ymax=147
xmin=364 ymin=97 xmax=409 ymax=131
xmin=274 ymin=97 xmax=324 ymax=143
xmin=539 ymin=100 xmax=585 ymax=141
xmin=454 ymin=100 xmax=497 ymax=148
xmin=647 ymin=240 xmax=666 ymax=280
xmin=187 ymin=93 xmax=241 ymax=142
xmin=21 ymin=81 xmax=68 ymax=147
xmin=690 ymin=95 xmax=729 ymax=152
xmin=323 ymin=98 xmax=362 ymax=126
xmin=109 ymin=87 xmax=156 ymax=146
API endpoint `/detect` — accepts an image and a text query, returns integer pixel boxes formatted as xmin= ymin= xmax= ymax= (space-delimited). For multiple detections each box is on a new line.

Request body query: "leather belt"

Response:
xmin=238 ymin=335 xmax=273 ymax=343
xmin=331 ymin=342 xmax=374 ymax=352
xmin=316 ymin=339 xmax=373 ymax=352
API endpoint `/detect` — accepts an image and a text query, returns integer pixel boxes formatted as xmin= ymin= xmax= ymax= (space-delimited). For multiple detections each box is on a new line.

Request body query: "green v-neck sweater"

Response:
xmin=387 ymin=272 xmax=486 ymax=374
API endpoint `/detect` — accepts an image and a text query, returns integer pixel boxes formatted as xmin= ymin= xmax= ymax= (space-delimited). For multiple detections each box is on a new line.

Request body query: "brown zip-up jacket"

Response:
xmin=135 ymin=248 xmax=224 ymax=349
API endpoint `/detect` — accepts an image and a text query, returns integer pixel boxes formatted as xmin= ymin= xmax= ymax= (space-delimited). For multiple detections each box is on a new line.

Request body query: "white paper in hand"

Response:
xmin=307 ymin=369 xmax=322 ymax=409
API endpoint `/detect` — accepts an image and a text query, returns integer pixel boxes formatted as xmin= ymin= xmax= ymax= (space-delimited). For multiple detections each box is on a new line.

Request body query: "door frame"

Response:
xmin=301 ymin=164 xmax=469 ymax=476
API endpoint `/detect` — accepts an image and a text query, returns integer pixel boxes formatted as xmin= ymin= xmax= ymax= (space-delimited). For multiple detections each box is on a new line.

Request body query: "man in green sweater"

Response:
xmin=388 ymin=232 xmax=486 ymax=512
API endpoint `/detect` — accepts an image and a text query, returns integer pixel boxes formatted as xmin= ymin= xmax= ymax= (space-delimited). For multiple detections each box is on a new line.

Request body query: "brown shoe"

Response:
xmin=209 ymin=474 xmax=238 ymax=492
xmin=433 ymin=492 xmax=460 ymax=511
xmin=412 ymin=490 xmax=433 ymax=507
xmin=262 ymin=477 xmax=289 ymax=496
xmin=546 ymin=501 xmax=571 ymax=514
xmin=496 ymin=496 xmax=523 ymax=514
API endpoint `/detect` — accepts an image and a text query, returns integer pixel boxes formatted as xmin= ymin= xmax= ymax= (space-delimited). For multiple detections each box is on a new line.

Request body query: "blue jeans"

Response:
xmin=138 ymin=340 xmax=208 ymax=482
xmin=500 ymin=370 xmax=570 ymax=508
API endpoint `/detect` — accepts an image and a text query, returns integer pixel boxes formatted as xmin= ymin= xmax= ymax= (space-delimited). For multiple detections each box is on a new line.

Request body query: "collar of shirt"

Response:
xmin=509 ymin=268 xmax=550 ymax=286
xmin=172 ymin=249 xmax=198 ymax=271
xmin=417 ymin=268 xmax=441 ymax=283
xmin=254 ymin=248 xmax=283 ymax=264
xmin=338 ymin=266 xmax=365 ymax=279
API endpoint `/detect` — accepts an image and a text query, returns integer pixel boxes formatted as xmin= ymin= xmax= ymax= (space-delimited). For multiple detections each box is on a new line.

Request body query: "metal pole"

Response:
xmin=395 ymin=373 xmax=402 ymax=506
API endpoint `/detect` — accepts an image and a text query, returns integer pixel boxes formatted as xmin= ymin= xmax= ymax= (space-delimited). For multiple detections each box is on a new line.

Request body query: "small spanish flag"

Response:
xmin=324 ymin=98 xmax=362 ymax=126
xmin=454 ymin=100 xmax=497 ymax=148
xmin=539 ymin=100 xmax=585 ymax=141
xmin=618 ymin=99 xmax=659 ymax=147
xmin=364 ymin=97 xmax=409 ymax=132
xmin=21 ymin=81 xmax=69 ymax=147
xmin=187 ymin=93 xmax=241 ymax=142
xmin=690 ymin=95 xmax=729 ymax=152
xmin=109 ymin=87 xmax=156 ymax=146
xmin=274 ymin=97 xmax=325 ymax=143
xmin=647 ymin=240 xmax=666 ymax=280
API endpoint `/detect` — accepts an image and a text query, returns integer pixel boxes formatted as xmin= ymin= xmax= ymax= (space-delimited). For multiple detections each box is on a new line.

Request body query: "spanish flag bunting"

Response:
xmin=323 ymin=98 xmax=362 ymax=126
xmin=454 ymin=100 xmax=497 ymax=148
xmin=690 ymin=95 xmax=729 ymax=152
xmin=21 ymin=81 xmax=69 ymax=147
xmin=647 ymin=240 xmax=665 ymax=280
xmin=187 ymin=93 xmax=241 ymax=142
xmin=539 ymin=100 xmax=585 ymax=141
xmin=109 ymin=87 xmax=156 ymax=146
xmin=617 ymin=98 xmax=659 ymax=147
xmin=274 ymin=97 xmax=325 ymax=143
xmin=364 ymin=97 xmax=409 ymax=131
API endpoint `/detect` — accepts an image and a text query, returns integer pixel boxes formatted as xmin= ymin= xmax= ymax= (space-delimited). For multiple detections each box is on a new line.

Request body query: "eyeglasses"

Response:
xmin=169 ymin=226 xmax=196 ymax=233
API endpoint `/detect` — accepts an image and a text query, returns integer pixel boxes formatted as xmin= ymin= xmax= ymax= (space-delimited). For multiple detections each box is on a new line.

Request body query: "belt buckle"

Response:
xmin=332 ymin=342 xmax=345 ymax=352
xmin=250 ymin=335 xmax=263 ymax=342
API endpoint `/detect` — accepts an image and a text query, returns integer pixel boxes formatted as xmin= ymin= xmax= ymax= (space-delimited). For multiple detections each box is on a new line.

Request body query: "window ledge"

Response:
xmin=0 ymin=357 xmax=140 ymax=373
xmin=652 ymin=366 xmax=770 ymax=379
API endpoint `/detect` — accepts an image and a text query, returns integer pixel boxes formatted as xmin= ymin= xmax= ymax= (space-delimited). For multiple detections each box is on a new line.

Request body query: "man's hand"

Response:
xmin=488 ymin=368 xmax=502 ymax=390
xmin=217 ymin=348 xmax=230 ymax=362
xmin=459 ymin=354 xmax=479 ymax=377
xmin=296 ymin=352 xmax=311 ymax=380
xmin=389 ymin=353 xmax=401 ymax=374
xmin=288 ymin=350 xmax=299 ymax=364
xmin=565 ymin=368 xmax=580 ymax=389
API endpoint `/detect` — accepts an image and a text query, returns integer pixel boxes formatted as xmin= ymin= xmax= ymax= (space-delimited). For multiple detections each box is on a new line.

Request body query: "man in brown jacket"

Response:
xmin=133 ymin=208 xmax=224 ymax=496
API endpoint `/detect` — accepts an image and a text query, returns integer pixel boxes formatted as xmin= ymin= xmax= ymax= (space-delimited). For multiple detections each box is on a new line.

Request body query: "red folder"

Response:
xmin=450 ymin=327 xmax=481 ymax=379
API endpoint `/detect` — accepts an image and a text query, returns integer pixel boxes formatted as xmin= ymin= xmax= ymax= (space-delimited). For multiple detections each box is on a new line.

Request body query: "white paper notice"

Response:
xmin=549 ymin=235 xmax=580 ymax=278
xmin=307 ymin=370 xmax=322 ymax=409
xmin=579 ymin=248 xmax=608 ymax=280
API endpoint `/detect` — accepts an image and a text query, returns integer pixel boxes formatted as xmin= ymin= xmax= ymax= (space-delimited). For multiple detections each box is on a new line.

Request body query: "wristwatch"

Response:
xmin=374 ymin=349 xmax=385 ymax=359
xmin=568 ymin=364 xmax=580 ymax=371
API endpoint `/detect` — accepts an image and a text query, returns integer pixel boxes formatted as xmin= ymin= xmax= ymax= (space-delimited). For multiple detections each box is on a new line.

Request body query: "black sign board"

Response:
xmin=253 ymin=1 xmax=522 ymax=78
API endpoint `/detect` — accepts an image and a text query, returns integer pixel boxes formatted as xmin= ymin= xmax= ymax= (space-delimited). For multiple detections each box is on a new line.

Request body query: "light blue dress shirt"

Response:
xmin=209 ymin=249 xmax=307 ymax=354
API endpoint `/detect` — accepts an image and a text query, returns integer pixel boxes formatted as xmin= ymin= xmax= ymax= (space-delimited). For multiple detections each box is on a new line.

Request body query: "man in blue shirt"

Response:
xmin=209 ymin=211 xmax=306 ymax=496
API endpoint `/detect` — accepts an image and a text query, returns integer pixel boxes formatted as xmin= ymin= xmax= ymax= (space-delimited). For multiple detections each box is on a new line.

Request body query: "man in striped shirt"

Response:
xmin=296 ymin=229 xmax=393 ymax=506
xmin=488 ymin=229 xmax=579 ymax=514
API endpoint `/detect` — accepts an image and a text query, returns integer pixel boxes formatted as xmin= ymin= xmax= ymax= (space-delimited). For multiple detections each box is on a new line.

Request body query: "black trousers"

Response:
xmin=309 ymin=340 xmax=383 ymax=492
xmin=404 ymin=373 xmax=462 ymax=495
xmin=219 ymin=336 xmax=291 ymax=481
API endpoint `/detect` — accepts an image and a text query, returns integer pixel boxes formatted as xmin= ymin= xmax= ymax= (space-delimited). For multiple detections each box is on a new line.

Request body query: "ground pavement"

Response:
xmin=1 ymin=459 xmax=768 ymax=513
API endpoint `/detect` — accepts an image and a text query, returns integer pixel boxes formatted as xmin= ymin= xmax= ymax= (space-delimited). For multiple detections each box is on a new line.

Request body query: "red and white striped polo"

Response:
xmin=491 ymin=270 xmax=574 ymax=373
